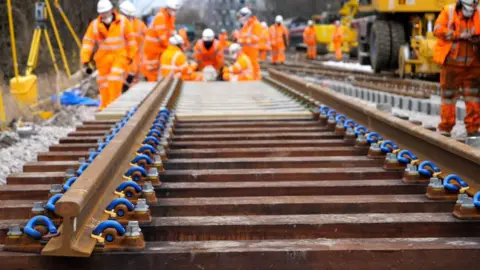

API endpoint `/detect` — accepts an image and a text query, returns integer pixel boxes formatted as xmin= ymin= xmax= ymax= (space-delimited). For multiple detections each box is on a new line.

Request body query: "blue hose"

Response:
xmin=443 ymin=174 xmax=469 ymax=192
xmin=335 ymin=115 xmax=347 ymax=124
xmin=143 ymin=136 xmax=160 ymax=146
xmin=137 ymin=145 xmax=157 ymax=156
xmin=418 ymin=161 xmax=441 ymax=178
xmin=473 ymin=192 xmax=480 ymax=208
xmin=397 ymin=150 xmax=418 ymax=164
xmin=343 ymin=120 xmax=356 ymax=130
xmin=152 ymin=123 xmax=165 ymax=132
xmin=124 ymin=166 xmax=148 ymax=181
xmin=116 ymin=181 xmax=143 ymax=197
xmin=87 ymin=152 xmax=99 ymax=163
xmin=24 ymin=216 xmax=57 ymax=240
xmin=105 ymin=198 xmax=135 ymax=212
xmin=131 ymin=154 xmax=153 ymax=167
xmin=147 ymin=130 xmax=162 ymax=138
xmin=320 ymin=105 xmax=329 ymax=113
xmin=45 ymin=193 xmax=63 ymax=213
xmin=63 ymin=177 xmax=78 ymax=191
xmin=327 ymin=110 xmax=337 ymax=118
xmin=380 ymin=140 xmax=399 ymax=153
xmin=76 ymin=163 xmax=89 ymax=176
xmin=354 ymin=126 xmax=369 ymax=137
xmin=366 ymin=132 xmax=383 ymax=144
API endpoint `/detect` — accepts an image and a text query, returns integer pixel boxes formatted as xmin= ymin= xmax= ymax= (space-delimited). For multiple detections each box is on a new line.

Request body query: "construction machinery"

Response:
xmin=354 ymin=0 xmax=456 ymax=76
xmin=311 ymin=0 xmax=359 ymax=57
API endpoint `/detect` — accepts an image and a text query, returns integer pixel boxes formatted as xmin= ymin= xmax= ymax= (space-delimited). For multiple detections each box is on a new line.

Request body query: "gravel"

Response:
xmin=0 ymin=106 xmax=97 ymax=184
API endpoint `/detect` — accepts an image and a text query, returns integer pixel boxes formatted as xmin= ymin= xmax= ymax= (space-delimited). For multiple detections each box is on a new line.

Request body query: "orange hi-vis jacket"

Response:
xmin=434 ymin=4 xmax=480 ymax=65
xmin=143 ymin=8 xmax=176 ymax=74
xmin=128 ymin=17 xmax=147 ymax=75
xmin=81 ymin=12 xmax=136 ymax=65
xmin=223 ymin=52 xmax=254 ymax=81
xmin=238 ymin=17 xmax=263 ymax=59
xmin=160 ymin=45 xmax=200 ymax=81
xmin=303 ymin=26 xmax=317 ymax=46
xmin=219 ymin=33 xmax=228 ymax=50
xmin=178 ymin=28 xmax=190 ymax=50
xmin=259 ymin=25 xmax=271 ymax=51
xmin=269 ymin=24 xmax=289 ymax=50
xmin=333 ymin=26 xmax=344 ymax=46
xmin=193 ymin=39 xmax=224 ymax=71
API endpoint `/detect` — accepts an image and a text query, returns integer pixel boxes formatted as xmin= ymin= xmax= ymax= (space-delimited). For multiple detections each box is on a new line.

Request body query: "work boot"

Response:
xmin=438 ymin=130 xmax=451 ymax=137
xmin=467 ymin=131 xmax=480 ymax=137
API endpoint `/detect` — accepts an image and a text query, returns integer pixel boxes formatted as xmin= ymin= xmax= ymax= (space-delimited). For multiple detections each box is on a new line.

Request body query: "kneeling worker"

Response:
xmin=223 ymin=43 xmax=254 ymax=81
xmin=194 ymin=29 xmax=224 ymax=71
xmin=160 ymin=35 xmax=202 ymax=81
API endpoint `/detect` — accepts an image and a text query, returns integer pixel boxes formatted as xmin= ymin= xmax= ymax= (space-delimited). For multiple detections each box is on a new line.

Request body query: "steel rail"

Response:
xmin=41 ymin=75 xmax=181 ymax=257
xmin=267 ymin=69 xmax=480 ymax=195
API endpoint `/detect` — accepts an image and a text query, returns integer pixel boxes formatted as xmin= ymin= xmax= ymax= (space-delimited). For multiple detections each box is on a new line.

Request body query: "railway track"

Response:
xmin=1 ymin=70 xmax=480 ymax=269
xmin=262 ymin=61 xmax=440 ymax=99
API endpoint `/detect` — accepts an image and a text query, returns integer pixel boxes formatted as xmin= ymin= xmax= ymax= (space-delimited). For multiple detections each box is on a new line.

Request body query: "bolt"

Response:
xmin=78 ymin=157 xmax=86 ymax=164
xmin=134 ymin=199 xmax=149 ymax=212
xmin=32 ymin=202 xmax=45 ymax=213
xmin=153 ymin=155 xmax=162 ymax=165
xmin=7 ymin=224 xmax=23 ymax=237
xmin=385 ymin=153 xmax=397 ymax=162
xmin=65 ymin=169 xmax=75 ymax=179
xmin=148 ymin=167 xmax=159 ymax=178
xmin=97 ymin=138 xmax=104 ymax=144
xmin=88 ymin=148 xmax=96 ymax=154
xmin=428 ymin=177 xmax=443 ymax=189
xmin=142 ymin=182 xmax=154 ymax=193
xmin=369 ymin=143 xmax=380 ymax=151
xmin=405 ymin=164 xmax=418 ymax=173
xmin=457 ymin=193 xmax=469 ymax=205
xmin=125 ymin=221 xmax=142 ymax=237
xmin=346 ymin=128 xmax=355 ymax=136
xmin=356 ymin=135 xmax=366 ymax=143
xmin=50 ymin=184 xmax=63 ymax=194
xmin=461 ymin=196 xmax=475 ymax=209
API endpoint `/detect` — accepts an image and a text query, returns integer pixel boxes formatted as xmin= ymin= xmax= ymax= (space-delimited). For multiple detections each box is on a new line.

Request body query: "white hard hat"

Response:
xmin=229 ymin=43 xmax=242 ymax=54
xmin=461 ymin=0 xmax=478 ymax=5
xmin=308 ymin=20 xmax=313 ymax=26
xmin=261 ymin=21 xmax=268 ymax=28
xmin=120 ymin=1 xmax=136 ymax=17
xmin=166 ymin=0 xmax=181 ymax=10
xmin=238 ymin=7 xmax=252 ymax=18
xmin=169 ymin=34 xmax=184 ymax=45
xmin=221 ymin=28 xmax=227 ymax=33
xmin=202 ymin=29 xmax=215 ymax=41
xmin=97 ymin=0 xmax=113 ymax=13
xmin=275 ymin=15 xmax=283 ymax=23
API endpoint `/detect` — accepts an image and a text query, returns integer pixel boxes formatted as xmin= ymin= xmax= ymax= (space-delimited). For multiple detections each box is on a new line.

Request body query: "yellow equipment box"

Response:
xmin=9 ymin=75 xmax=39 ymax=106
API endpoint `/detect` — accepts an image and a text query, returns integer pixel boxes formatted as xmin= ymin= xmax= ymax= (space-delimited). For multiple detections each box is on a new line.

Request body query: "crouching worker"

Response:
xmin=222 ymin=43 xmax=255 ymax=81
xmin=160 ymin=35 xmax=203 ymax=81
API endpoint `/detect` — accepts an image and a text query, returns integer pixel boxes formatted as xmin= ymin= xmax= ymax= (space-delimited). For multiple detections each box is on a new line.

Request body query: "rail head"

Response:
xmin=267 ymin=69 xmax=480 ymax=194
xmin=41 ymin=75 xmax=179 ymax=257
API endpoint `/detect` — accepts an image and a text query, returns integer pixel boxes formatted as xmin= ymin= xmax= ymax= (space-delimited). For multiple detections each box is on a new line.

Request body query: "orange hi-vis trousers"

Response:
xmin=259 ymin=50 xmax=268 ymax=61
xmin=97 ymin=57 xmax=128 ymax=110
xmin=307 ymin=45 xmax=316 ymax=59
xmin=271 ymin=47 xmax=285 ymax=64
xmin=438 ymin=65 xmax=480 ymax=134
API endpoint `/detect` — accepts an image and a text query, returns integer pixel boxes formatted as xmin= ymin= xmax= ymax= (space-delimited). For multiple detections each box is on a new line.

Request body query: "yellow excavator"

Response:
xmin=354 ymin=0 xmax=456 ymax=77
xmin=311 ymin=0 xmax=359 ymax=57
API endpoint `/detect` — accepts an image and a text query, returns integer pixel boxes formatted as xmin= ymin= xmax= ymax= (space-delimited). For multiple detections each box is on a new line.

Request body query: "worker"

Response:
xmin=219 ymin=29 xmax=229 ymax=51
xmin=143 ymin=0 xmax=180 ymax=82
xmin=259 ymin=22 xmax=271 ymax=62
xmin=160 ymin=34 xmax=202 ymax=81
xmin=433 ymin=0 xmax=480 ymax=137
xmin=333 ymin=20 xmax=344 ymax=61
xmin=81 ymin=0 xmax=136 ymax=110
xmin=194 ymin=29 xmax=224 ymax=71
xmin=178 ymin=26 xmax=190 ymax=51
xmin=120 ymin=1 xmax=147 ymax=93
xmin=303 ymin=20 xmax=317 ymax=60
xmin=269 ymin=15 xmax=289 ymax=65
xmin=232 ymin=29 xmax=239 ymax=42
xmin=237 ymin=7 xmax=263 ymax=79
xmin=223 ymin=43 xmax=254 ymax=81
